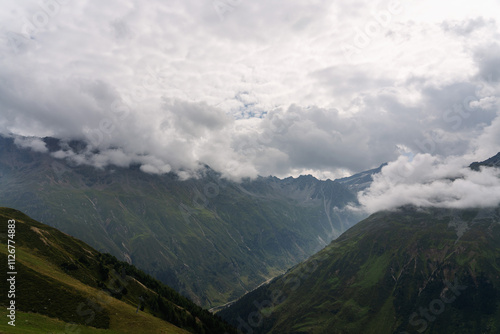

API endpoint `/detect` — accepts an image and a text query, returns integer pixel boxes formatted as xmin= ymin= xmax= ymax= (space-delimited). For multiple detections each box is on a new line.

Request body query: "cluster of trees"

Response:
xmin=98 ymin=253 xmax=236 ymax=334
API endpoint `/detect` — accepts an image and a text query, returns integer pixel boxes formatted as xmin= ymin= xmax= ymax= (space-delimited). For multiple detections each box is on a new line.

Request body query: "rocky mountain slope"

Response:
xmin=336 ymin=163 xmax=387 ymax=193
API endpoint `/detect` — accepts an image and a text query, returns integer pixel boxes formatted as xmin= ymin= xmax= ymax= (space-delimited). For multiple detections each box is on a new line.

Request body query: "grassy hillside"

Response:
xmin=0 ymin=207 xmax=235 ymax=334
xmin=220 ymin=206 xmax=500 ymax=334
xmin=0 ymin=135 xmax=363 ymax=308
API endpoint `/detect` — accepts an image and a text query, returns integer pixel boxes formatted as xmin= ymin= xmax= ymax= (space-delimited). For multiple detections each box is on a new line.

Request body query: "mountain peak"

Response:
xmin=470 ymin=152 xmax=500 ymax=171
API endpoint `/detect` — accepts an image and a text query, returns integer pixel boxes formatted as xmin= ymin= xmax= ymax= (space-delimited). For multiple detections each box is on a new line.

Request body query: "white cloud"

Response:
xmin=357 ymin=153 xmax=500 ymax=213
xmin=13 ymin=135 xmax=48 ymax=153
xmin=140 ymin=163 xmax=171 ymax=174
xmin=0 ymin=0 xmax=500 ymax=180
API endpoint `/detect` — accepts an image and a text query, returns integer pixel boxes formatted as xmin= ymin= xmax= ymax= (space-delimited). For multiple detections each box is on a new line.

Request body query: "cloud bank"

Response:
xmin=357 ymin=153 xmax=500 ymax=213
xmin=0 ymin=0 xmax=500 ymax=182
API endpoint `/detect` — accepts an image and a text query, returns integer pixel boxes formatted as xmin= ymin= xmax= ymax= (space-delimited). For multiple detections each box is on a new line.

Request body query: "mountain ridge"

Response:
xmin=0 ymin=207 xmax=236 ymax=334
xmin=219 ymin=205 xmax=500 ymax=333
xmin=470 ymin=152 xmax=500 ymax=171
xmin=0 ymin=134 xmax=368 ymax=308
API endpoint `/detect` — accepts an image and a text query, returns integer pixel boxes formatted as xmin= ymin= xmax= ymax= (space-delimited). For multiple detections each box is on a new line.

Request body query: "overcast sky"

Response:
xmin=1 ymin=0 xmax=500 ymax=184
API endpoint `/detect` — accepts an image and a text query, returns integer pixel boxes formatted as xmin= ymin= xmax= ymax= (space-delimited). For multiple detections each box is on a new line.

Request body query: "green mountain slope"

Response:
xmin=0 ymin=207 xmax=235 ymax=334
xmin=0 ymin=135 xmax=364 ymax=308
xmin=219 ymin=206 xmax=500 ymax=334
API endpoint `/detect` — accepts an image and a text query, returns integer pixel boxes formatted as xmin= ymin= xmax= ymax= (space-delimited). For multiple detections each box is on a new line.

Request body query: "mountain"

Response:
xmin=0 ymin=207 xmax=235 ymax=334
xmin=470 ymin=152 xmax=500 ymax=171
xmin=219 ymin=206 xmax=500 ymax=334
xmin=336 ymin=163 xmax=386 ymax=193
xmin=0 ymin=135 xmax=366 ymax=308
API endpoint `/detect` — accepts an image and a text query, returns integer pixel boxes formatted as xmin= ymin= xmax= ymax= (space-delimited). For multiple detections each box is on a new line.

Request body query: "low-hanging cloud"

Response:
xmin=357 ymin=153 xmax=500 ymax=213
xmin=1 ymin=0 xmax=500 ymax=180
xmin=13 ymin=136 xmax=48 ymax=153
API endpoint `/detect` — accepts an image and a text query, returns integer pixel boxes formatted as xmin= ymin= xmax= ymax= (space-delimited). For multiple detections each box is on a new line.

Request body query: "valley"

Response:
xmin=219 ymin=206 xmax=500 ymax=334
xmin=0 ymin=135 xmax=368 ymax=308
xmin=2 ymin=135 xmax=500 ymax=334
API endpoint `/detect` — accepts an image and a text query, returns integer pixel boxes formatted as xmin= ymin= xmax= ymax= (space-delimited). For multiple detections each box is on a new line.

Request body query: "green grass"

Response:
xmin=0 ymin=208 xmax=236 ymax=334
xmin=0 ymin=252 xmax=190 ymax=334
xmin=0 ymin=244 xmax=190 ymax=334
xmin=0 ymin=310 xmax=190 ymax=334
xmin=354 ymin=253 xmax=391 ymax=288
xmin=363 ymin=295 xmax=395 ymax=334
xmin=0 ymin=311 xmax=119 ymax=334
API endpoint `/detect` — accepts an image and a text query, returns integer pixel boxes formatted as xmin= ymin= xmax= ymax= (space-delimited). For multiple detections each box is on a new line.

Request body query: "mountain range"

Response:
xmin=219 ymin=205 xmax=500 ymax=333
xmin=2 ymin=134 xmax=499 ymax=333
xmin=0 ymin=135 xmax=372 ymax=308
xmin=217 ymin=154 xmax=500 ymax=333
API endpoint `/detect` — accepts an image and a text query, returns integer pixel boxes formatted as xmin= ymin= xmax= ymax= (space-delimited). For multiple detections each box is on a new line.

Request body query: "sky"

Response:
xmin=1 ymin=0 xmax=500 ymax=193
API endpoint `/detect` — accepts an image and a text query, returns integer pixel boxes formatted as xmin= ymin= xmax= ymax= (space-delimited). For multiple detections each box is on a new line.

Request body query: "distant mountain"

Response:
xmin=219 ymin=206 xmax=500 ymax=333
xmin=0 ymin=207 xmax=235 ymax=334
xmin=0 ymin=135 xmax=366 ymax=308
xmin=470 ymin=152 xmax=500 ymax=171
xmin=336 ymin=163 xmax=386 ymax=193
